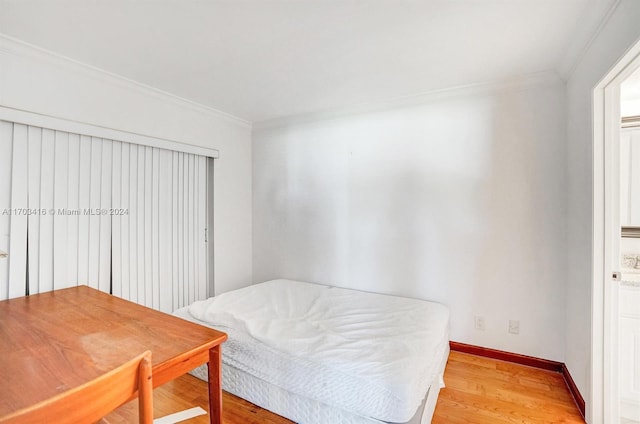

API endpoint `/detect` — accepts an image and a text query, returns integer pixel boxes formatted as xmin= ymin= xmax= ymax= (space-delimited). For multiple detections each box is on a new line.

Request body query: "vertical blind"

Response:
xmin=0 ymin=120 xmax=212 ymax=312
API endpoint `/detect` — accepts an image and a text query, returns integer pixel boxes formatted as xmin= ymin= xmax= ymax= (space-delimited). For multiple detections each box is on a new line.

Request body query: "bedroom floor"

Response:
xmin=432 ymin=351 xmax=585 ymax=424
xmin=105 ymin=351 xmax=585 ymax=424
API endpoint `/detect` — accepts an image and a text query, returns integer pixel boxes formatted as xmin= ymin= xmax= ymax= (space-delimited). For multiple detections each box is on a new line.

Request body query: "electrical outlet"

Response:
xmin=509 ymin=320 xmax=520 ymax=335
xmin=474 ymin=316 xmax=485 ymax=331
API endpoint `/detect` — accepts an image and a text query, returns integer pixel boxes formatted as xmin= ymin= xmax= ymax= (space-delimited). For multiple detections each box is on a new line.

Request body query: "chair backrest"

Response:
xmin=0 ymin=351 xmax=153 ymax=424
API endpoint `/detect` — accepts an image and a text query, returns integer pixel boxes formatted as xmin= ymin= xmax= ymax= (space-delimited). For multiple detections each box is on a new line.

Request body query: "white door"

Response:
xmin=619 ymin=285 xmax=640 ymax=423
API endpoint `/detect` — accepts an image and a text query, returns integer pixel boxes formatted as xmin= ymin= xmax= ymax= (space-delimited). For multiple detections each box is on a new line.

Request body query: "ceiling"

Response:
xmin=0 ymin=0 xmax=618 ymax=123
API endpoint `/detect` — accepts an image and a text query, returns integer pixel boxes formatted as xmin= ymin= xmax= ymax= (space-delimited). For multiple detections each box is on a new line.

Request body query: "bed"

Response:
xmin=173 ymin=279 xmax=450 ymax=424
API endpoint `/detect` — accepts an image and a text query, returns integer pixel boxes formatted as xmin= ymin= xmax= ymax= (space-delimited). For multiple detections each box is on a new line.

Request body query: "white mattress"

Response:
xmin=177 ymin=279 xmax=450 ymax=423
xmin=184 ymin=344 xmax=448 ymax=424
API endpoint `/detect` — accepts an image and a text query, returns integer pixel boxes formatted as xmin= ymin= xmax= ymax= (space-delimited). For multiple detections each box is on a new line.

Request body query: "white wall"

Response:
xmin=621 ymin=66 xmax=640 ymax=116
xmin=253 ymin=77 xmax=567 ymax=361
xmin=0 ymin=36 xmax=253 ymax=295
xmin=623 ymin=99 xmax=640 ymax=116
xmin=565 ymin=1 xmax=640 ymax=421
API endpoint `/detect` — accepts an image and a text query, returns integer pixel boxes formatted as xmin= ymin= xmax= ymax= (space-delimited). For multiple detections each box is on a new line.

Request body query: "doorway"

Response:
xmin=594 ymin=41 xmax=640 ymax=424
xmin=618 ymin=69 xmax=640 ymax=424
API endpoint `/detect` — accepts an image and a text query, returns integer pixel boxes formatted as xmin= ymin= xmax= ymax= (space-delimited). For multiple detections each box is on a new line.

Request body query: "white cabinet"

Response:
xmin=620 ymin=284 xmax=640 ymax=422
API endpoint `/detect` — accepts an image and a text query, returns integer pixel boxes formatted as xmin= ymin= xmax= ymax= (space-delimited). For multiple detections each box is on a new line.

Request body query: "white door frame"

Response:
xmin=593 ymin=40 xmax=640 ymax=424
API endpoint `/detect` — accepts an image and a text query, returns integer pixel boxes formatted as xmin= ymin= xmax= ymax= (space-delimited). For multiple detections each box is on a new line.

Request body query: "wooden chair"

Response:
xmin=0 ymin=351 xmax=153 ymax=424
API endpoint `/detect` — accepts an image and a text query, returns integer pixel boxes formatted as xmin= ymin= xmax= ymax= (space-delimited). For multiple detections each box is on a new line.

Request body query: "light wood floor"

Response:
xmin=105 ymin=351 xmax=585 ymax=424
xmin=432 ymin=352 xmax=584 ymax=424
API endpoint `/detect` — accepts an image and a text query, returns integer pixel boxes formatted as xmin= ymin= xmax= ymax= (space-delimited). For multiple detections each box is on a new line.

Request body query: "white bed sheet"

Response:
xmin=180 ymin=279 xmax=449 ymax=423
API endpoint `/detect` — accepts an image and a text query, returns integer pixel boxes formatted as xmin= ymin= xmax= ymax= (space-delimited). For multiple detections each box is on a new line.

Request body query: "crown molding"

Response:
xmin=253 ymin=71 xmax=563 ymax=131
xmin=0 ymin=34 xmax=251 ymax=129
xmin=557 ymin=0 xmax=622 ymax=80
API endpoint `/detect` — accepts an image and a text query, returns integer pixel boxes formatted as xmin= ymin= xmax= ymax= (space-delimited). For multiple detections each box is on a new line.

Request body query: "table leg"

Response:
xmin=207 ymin=345 xmax=223 ymax=424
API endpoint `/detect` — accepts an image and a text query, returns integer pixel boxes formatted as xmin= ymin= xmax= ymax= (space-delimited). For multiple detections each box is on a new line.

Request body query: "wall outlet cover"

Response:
xmin=474 ymin=316 xmax=485 ymax=331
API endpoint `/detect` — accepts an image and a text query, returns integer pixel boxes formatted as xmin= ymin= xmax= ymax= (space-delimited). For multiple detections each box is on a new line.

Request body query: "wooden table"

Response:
xmin=0 ymin=286 xmax=227 ymax=424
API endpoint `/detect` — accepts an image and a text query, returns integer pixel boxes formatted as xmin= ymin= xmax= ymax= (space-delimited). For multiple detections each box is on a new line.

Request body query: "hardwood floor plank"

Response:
xmin=433 ymin=351 xmax=585 ymax=424
xmin=105 ymin=351 xmax=585 ymax=424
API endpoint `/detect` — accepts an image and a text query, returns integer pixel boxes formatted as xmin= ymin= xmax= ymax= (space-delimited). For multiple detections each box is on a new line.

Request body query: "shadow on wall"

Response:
xmin=253 ymin=81 xmax=566 ymax=359
xmin=468 ymin=88 xmax=566 ymax=354
xmin=265 ymin=99 xmax=495 ymax=304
